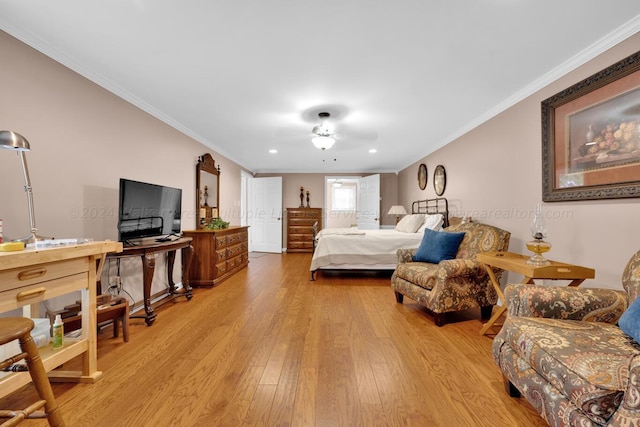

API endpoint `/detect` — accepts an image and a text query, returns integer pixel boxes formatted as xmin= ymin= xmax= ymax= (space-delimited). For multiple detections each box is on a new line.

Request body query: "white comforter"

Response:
xmin=310 ymin=228 xmax=423 ymax=271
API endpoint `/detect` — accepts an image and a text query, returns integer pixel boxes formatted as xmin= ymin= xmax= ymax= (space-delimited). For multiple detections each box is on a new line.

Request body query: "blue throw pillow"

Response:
xmin=412 ymin=228 xmax=466 ymax=264
xmin=619 ymin=297 xmax=640 ymax=343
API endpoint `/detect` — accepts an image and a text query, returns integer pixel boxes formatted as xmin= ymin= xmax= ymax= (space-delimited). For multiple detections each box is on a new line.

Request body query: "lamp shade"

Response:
xmin=312 ymin=135 xmax=335 ymax=150
xmin=0 ymin=131 xmax=30 ymax=151
xmin=387 ymin=205 xmax=407 ymax=215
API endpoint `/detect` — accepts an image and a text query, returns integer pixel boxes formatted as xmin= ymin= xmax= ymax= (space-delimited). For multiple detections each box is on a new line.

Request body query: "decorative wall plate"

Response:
xmin=418 ymin=163 xmax=427 ymax=190
xmin=434 ymin=165 xmax=446 ymax=196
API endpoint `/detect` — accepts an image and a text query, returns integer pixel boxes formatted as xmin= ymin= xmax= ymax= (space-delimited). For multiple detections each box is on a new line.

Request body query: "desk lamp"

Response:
xmin=388 ymin=205 xmax=407 ymax=224
xmin=0 ymin=131 xmax=45 ymax=244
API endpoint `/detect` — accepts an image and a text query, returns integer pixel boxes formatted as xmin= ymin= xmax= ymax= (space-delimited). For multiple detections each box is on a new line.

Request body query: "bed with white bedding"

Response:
xmin=309 ymin=198 xmax=449 ymax=280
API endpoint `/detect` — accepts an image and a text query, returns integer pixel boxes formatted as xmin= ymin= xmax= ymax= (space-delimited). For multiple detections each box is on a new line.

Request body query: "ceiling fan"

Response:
xmin=311 ymin=112 xmax=336 ymax=150
xmin=273 ymin=105 xmax=378 ymax=150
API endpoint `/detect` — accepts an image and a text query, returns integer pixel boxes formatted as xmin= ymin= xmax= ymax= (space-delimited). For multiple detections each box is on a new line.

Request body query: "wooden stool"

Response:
xmin=0 ymin=317 xmax=65 ymax=426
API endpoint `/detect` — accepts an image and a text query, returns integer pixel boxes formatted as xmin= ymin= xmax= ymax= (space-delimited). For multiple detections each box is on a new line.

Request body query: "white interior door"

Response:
xmin=251 ymin=176 xmax=283 ymax=253
xmin=357 ymin=174 xmax=380 ymax=229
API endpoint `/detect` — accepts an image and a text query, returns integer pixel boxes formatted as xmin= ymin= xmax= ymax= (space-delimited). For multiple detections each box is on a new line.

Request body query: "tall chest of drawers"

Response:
xmin=183 ymin=226 xmax=249 ymax=287
xmin=287 ymin=208 xmax=322 ymax=253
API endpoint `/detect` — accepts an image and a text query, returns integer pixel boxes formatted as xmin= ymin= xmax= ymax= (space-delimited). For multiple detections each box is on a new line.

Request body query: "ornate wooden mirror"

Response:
xmin=196 ymin=153 xmax=220 ymax=228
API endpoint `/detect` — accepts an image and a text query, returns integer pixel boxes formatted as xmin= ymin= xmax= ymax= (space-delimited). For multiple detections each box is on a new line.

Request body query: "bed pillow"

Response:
xmin=417 ymin=214 xmax=444 ymax=233
xmin=619 ymin=296 xmax=640 ymax=343
xmin=412 ymin=228 xmax=466 ymax=264
xmin=395 ymin=214 xmax=425 ymax=233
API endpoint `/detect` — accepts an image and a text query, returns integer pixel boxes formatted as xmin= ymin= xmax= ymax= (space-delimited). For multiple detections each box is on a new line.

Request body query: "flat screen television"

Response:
xmin=118 ymin=178 xmax=182 ymax=244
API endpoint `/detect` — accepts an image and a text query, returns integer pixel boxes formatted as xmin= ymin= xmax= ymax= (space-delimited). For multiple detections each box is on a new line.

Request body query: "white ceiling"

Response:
xmin=1 ymin=1 xmax=639 ymax=173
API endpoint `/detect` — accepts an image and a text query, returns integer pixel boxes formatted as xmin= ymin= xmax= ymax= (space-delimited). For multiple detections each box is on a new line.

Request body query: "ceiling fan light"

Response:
xmin=312 ymin=135 xmax=335 ymax=150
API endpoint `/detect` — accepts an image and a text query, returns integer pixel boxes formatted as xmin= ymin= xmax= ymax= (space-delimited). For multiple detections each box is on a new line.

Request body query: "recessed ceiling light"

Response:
xmin=369 ymin=148 xmax=377 ymax=153
xmin=269 ymin=149 xmax=278 ymax=154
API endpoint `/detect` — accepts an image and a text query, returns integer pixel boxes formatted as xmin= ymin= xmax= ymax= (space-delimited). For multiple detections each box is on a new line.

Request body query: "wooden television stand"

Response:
xmin=108 ymin=237 xmax=194 ymax=326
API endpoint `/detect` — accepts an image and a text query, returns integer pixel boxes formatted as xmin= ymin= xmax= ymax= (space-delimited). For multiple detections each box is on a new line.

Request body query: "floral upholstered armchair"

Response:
xmin=493 ymin=250 xmax=640 ymax=426
xmin=391 ymin=222 xmax=511 ymax=326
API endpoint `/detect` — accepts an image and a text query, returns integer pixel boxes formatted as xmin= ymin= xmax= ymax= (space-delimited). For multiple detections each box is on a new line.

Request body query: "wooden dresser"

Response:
xmin=286 ymin=208 xmax=322 ymax=253
xmin=182 ymin=226 xmax=249 ymax=287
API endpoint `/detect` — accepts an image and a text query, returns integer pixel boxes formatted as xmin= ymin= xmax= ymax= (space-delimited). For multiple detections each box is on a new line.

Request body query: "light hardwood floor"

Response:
xmin=1 ymin=253 xmax=546 ymax=426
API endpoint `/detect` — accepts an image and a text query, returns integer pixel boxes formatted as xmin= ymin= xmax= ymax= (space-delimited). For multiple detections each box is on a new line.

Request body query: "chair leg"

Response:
xmin=394 ymin=291 xmax=404 ymax=304
xmin=503 ymin=375 xmax=521 ymax=398
xmin=434 ymin=312 xmax=446 ymax=327
xmin=480 ymin=305 xmax=493 ymax=321
xmin=20 ymin=333 xmax=66 ymax=427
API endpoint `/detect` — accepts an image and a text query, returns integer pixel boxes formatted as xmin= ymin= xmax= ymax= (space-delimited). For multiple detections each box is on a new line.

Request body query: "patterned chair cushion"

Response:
xmin=500 ymin=316 xmax=640 ymax=424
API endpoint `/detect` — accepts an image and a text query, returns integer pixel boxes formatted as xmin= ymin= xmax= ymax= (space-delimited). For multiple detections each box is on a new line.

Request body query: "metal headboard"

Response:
xmin=411 ymin=197 xmax=449 ymax=228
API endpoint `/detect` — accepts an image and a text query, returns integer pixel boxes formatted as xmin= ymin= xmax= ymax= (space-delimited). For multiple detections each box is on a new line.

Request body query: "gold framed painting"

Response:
xmin=542 ymin=50 xmax=640 ymax=201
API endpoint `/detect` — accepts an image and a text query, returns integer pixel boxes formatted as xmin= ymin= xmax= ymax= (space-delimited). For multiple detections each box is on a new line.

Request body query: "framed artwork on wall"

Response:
xmin=542 ymin=50 xmax=640 ymax=201
xmin=418 ymin=163 xmax=427 ymax=190
xmin=434 ymin=165 xmax=446 ymax=196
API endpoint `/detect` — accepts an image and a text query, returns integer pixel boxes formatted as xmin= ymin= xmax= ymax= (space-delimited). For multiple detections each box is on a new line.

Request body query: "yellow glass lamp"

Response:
xmin=526 ymin=202 xmax=551 ymax=266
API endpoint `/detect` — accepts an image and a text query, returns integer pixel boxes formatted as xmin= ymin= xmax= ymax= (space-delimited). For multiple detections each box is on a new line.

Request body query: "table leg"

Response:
xmin=139 ymin=254 xmax=156 ymax=326
xmin=181 ymin=245 xmax=194 ymax=300
xmin=568 ymin=279 xmax=585 ymax=287
xmin=167 ymin=249 xmax=177 ymax=293
xmin=166 ymin=247 xmax=193 ymax=301
xmin=479 ymin=265 xmax=504 ymax=335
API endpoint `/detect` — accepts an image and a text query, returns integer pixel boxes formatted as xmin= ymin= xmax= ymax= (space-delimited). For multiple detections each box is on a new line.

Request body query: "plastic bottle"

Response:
xmin=52 ymin=314 xmax=64 ymax=349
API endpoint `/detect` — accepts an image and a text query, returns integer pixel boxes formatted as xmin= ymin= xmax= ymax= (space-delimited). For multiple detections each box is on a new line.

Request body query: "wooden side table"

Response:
xmin=477 ymin=251 xmax=595 ymax=336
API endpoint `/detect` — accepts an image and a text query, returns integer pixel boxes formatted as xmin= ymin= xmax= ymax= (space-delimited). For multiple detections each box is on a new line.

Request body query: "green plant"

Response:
xmin=205 ymin=217 xmax=229 ymax=230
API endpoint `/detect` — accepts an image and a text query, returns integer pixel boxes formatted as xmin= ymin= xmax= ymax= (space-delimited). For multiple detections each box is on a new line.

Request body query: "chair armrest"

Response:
xmin=436 ymin=258 xmax=488 ymax=278
xmin=397 ymin=248 xmax=417 ymax=264
xmin=505 ymin=284 xmax=629 ymax=323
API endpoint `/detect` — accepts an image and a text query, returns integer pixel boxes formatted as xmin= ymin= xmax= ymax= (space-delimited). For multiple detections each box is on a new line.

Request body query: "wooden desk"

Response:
xmin=0 ymin=240 xmax=122 ymax=398
xmin=477 ymin=251 xmax=595 ymax=336
xmin=111 ymin=237 xmax=193 ymax=326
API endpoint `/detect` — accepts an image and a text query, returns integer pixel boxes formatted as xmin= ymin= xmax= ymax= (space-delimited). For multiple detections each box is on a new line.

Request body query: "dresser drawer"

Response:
xmin=215 ymin=248 xmax=227 ymax=263
xmin=288 ymin=234 xmax=311 ymax=242
xmin=227 ymin=256 xmax=238 ymax=270
xmin=215 ymin=261 xmax=227 ymax=276
xmin=227 ymin=244 xmax=243 ymax=258
xmin=227 ymin=233 xmax=243 ymax=245
xmin=288 ymin=210 xmax=321 ymax=219
xmin=288 ymin=218 xmax=318 ymax=227
xmin=0 ymin=257 xmax=88 ymax=294
xmin=289 ymin=225 xmax=314 ymax=235
xmin=215 ymin=235 xmax=228 ymax=248
xmin=288 ymin=241 xmax=314 ymax=250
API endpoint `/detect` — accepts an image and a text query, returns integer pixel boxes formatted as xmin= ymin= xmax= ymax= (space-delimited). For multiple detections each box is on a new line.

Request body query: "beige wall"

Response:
xmin=0 ymin=31 xmax=247 ymax=304
xmin=398 ymin=33 xmax=640 ymax=290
